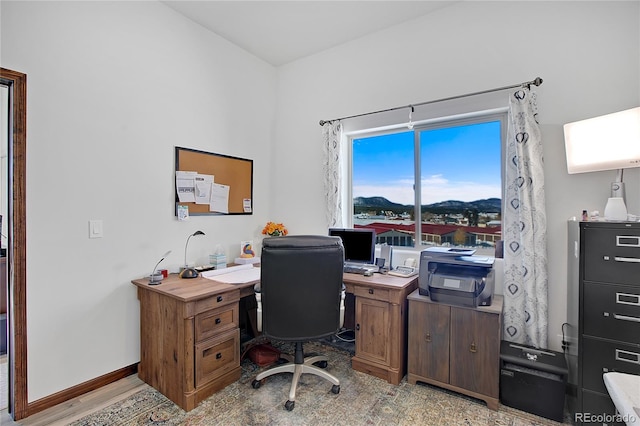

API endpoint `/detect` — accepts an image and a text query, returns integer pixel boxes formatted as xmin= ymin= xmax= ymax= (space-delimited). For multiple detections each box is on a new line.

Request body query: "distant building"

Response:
xmin=356 ymin=221 xmax=502 ymax=248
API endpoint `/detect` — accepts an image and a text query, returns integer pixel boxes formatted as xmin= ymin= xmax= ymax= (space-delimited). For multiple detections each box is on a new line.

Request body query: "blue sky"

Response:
xmin=352 ymin=121 xmax=502 ymax=205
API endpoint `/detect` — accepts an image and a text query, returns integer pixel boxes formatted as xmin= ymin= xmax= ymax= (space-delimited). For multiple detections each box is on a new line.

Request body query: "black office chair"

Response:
xmin=251 ymin=235 xmax=345 ymax=411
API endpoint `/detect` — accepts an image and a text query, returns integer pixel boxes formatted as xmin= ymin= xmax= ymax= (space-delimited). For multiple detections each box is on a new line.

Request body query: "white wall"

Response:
xmin=273 ymin=1 xmax=640 ymax=351
xmin=1 ymin=1 xmax=277 ymax=401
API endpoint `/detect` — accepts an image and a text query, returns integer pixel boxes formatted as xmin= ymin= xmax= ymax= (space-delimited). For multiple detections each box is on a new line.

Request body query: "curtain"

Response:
xmin=322 ymin=121 xmax=343 ymax=228
xmin=502 ymin=88 xmax=548 ymax=348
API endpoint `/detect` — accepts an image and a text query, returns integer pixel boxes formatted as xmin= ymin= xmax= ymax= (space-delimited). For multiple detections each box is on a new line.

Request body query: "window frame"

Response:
xmin=346 ymin=108 xmax=507 ymax=254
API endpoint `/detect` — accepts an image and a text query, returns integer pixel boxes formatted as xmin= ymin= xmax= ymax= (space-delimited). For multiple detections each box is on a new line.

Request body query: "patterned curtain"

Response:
xmin=502 ymin=88 xmax=548 ymax=348
xmin=322 ymin=121 xmax=343 ymax=228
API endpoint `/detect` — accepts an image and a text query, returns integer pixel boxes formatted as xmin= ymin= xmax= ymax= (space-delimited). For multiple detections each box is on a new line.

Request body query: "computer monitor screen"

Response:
xmin=329 ymin=228 xmax=376 ymax=265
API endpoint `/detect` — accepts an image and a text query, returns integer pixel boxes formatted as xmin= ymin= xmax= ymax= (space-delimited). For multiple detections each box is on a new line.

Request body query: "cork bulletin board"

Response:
xmin=174 ymin=146 xmax=253 ymax=216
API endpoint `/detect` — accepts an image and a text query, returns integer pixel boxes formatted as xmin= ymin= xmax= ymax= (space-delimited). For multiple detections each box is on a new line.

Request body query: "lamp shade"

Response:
xmin=563 ymin=107 xmax=640 ymax=174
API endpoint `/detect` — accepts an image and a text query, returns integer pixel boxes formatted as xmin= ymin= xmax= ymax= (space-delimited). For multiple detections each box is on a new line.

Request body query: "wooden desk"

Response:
xmin=132 ymin=270 xmax=418 ymax=411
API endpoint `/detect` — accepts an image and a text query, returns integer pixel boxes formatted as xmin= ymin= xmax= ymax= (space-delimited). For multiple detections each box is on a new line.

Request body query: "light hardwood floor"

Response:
xmin=0 ymin=373 xmax=147 ymax=426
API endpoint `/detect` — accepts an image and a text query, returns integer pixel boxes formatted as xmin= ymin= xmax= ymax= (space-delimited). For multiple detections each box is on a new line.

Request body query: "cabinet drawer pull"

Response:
xmin=217 ymin=296 xmax=223 ymax=302
xmin=470 ymin=342 xmax=477 ymax=353
xmin=215 ymin=318 xmax=221 ymax=325
xmin=615 ymin=349 xmax=640 ymax=365
xmin=216 ymin=352 xmax=222 ymax=360
xmin=617 ymin=292 xmax=640 ymax=306
xmin=425 ymin=333 xmax=431 ymax=343
xmin=614 ymin=256 xmax=640 ymax=263
xmin=368 ymin=289 xmax=374 ymax=295
xmin=613 ymin=313 xmax=640 ymax=323
xmin=616 ymin=235 xmax=640 ymax=247
xmin=356 ymin=324 xmax=360 ymax=331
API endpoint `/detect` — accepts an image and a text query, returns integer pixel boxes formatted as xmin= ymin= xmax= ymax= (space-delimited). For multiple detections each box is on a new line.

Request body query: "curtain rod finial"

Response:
xmin=319 ymin=120 xmax=327 ymax=126
xmin=533 ymin=77 xmax=543 ymax=86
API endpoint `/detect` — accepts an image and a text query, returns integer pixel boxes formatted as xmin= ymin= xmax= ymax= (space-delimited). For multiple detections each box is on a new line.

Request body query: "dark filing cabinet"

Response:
xmin=567 ymin=221 xmax=640 ymax=425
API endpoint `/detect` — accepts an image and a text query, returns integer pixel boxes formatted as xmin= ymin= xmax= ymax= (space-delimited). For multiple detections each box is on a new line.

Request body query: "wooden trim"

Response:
xmin=27 ymin=364 xmax=138 ymax=417
xmin=0 ymin=67 xmax=27 ymax=421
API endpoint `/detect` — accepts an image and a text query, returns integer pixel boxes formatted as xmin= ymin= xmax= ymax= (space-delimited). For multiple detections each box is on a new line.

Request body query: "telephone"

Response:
xmin=388 ymin=258 xmax=418 ymax=277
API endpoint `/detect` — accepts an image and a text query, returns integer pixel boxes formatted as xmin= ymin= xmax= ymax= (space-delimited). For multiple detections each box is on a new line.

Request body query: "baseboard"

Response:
xmin=26 ymin=363 xmax=138 ymax=418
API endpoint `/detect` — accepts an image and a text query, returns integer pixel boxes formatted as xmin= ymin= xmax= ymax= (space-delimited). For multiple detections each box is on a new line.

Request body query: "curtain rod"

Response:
xmin=318 ymin=77 xmax=543 ymax=126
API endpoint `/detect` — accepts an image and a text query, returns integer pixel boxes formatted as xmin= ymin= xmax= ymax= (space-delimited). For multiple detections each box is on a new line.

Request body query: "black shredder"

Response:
xmin=499 ymin=340 xmax=568 ymax=422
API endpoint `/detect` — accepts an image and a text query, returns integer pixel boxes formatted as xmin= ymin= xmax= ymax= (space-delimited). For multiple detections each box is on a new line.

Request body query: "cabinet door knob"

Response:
xmin=470 ymin=342 xmax=477 ymax=353
xmin=356 ymin=324 xmax=360 ymax=331
xmin=425 ymin=333 xmax=432 ymax=342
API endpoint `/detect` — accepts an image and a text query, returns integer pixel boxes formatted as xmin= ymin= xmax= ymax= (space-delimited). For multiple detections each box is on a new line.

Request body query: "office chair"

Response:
xmin=251 ymin=235 xmax=345 ymax=411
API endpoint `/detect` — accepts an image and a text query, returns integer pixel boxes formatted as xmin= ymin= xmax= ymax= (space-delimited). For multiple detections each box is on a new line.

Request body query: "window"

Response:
xmin=351 ymin=112 xmax=505 ymax=255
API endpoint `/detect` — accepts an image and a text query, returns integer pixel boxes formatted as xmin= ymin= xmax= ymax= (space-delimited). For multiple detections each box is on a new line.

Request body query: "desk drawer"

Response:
xmin=582 ymin=337 xmax=640 ymax=394
xmin=354 ymin=286 xmax=390 ymax=303
xmin=194 ymin=289 xmax=240 ymax=315
xmin=195 ymin=302 xmax=239 ymax=343
xmin=584 ymin=281 xmax=640 ymax=344
xmin=195 ymin=328 xmax=240 ymax=387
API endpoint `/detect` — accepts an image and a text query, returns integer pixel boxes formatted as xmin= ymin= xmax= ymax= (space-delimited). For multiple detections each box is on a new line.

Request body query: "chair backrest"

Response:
xmin=260 ymin=235 xmax=344 ymax=341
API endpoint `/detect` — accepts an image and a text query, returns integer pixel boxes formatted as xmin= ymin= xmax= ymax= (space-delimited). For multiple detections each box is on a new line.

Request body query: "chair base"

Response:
xmin=252 ymin=342 xmax=340 ymax=410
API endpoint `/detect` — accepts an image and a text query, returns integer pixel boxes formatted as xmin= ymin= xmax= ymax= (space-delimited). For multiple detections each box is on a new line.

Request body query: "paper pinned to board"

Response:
xmin=202 ymin=263 xmax=260 ymax=284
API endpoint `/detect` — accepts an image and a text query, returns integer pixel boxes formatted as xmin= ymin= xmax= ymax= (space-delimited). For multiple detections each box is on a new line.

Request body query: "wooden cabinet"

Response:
xmin=567 ymin=221 xmax=640 ymax=424
xmin=346 ymin=274 xmax=418 ymax=385
xmin=407 ymin=290 xmax=502 ymax=410
xmin=132 ymin=275 xmax=247 ymax=411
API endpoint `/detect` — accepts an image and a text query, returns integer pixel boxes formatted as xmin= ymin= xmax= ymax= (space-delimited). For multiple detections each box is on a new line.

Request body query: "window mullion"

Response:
xmin=413 ymin=130 xmax=421 ymax=248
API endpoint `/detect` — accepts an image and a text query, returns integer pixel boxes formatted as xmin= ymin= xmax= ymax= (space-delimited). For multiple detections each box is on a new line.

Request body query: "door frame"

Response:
xmin=0 ymin=67 xmax=28 ymax=421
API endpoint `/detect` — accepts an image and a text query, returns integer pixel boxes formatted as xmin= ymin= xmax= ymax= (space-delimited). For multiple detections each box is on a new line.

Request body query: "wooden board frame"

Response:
xmin=175 ymin=146 xmax=253 ymax=216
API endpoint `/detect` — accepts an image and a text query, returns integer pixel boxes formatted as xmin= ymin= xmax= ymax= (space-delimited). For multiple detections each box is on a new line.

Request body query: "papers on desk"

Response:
xmin=202 ymin=263 xmax=260 ymax=284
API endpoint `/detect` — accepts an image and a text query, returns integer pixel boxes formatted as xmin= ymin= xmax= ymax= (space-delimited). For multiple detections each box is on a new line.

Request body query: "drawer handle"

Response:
xmin=615 ymin=349 xmax=640 ymax=365
xmin=613 ymin=313 xmax=640 ymax=323
xmin=616 ymin=235 xmax=640 ymax=247
xmin=215 ymin=318 xmax=221 ymax=325
xmin=368 ymin=289 xmax=374 ymax=294
xmin=425 ymin=333 xmax=431 ymax=343
xmin=203 ymin=348 xmax=224 ymax=359
xmin=613 ymin=256 xmax=640 ymax=263
xmin=356 ymin=324 xmax=360 ymax=331
xmin=217 ymin=296 xmax=223 ymax=302
xmin=617 ymin=292 xmax=640 ymax=306
xmin=470 ymin=342 xmax=477 ymax=353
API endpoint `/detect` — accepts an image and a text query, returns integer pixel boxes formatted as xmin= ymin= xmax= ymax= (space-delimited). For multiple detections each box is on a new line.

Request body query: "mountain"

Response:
xmin=353 ymin=196 xmax=405 ymax=208
xmin=354 ymin=196 xmax=501 ymax=213
xmin=428 ymin=198 xmax=502 ymax=212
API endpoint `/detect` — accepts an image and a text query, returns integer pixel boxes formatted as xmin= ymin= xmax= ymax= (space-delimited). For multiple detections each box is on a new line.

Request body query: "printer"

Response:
xmin=418 ymin=247 xmax=495 ymax=308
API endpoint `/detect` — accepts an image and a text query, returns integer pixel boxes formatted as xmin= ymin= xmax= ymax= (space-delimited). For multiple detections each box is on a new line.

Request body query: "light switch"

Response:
xmin=89 ymin=220 xmax=103 ymax=238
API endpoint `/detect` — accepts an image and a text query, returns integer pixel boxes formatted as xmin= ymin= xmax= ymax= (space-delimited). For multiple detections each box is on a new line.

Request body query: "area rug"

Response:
xmin=71 ymin=342 xmax=568 ymax=425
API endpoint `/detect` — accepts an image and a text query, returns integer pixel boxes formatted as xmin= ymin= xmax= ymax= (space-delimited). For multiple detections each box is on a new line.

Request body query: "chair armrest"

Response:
xmin=340 ymin=284 xmax=346 ymax=329
xmin=254 ymin=283 xmax=262 ymax=332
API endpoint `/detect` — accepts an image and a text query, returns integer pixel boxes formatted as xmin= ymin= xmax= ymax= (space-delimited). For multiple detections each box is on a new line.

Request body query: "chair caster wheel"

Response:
xmin=285 ymin=400 xmax=295 ymax=411
xmin=251 ymin=379 xmax=262 ymax=389
xmin=314 ymin=360 xmax=328 ymax=368
xmin=331 ymin=384 xmax=340 ymax=394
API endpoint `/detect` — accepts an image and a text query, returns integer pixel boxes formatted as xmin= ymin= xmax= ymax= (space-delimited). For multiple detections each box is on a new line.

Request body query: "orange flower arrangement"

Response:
xmin=262 ymin=221 xmax=288 ymax=237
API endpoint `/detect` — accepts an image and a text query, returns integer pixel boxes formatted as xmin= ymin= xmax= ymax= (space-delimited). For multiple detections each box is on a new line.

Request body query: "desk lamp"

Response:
xmin=563 ymin=107 xmax=640 ymax=220
xmin=180 ymin=230 xmax=205 ymax=279
xmin=149 ymin=250 xmax=171 ymax=285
